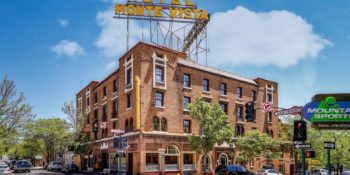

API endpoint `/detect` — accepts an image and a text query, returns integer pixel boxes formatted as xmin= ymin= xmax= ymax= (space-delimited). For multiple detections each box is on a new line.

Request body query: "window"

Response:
xmin=220 ymin=83 xmax=227 ymax=96
xmin=102 ymin=128 xmax=108 ymax=138
xmin=161 ymin=118 xmax=167 ymax=131
xmin=183 ymin=153 xmax=194 ymax=165
xmin=183 ymin=74 xmax=191 ymax=88
xmin=146 ymin=153 xmax=159 ymax=166
xmin=125 ymin=119 xmax=129 ymax=133
xmin=113 ymin=79 xmax=118 ymax=93
xmin=153 ymin=53 xmax=167 ymax=88
xmin=102 ymin=105 xmax=107 ymax=122
xmin=103 ymin=87 xmax=107 ymax=98
xmin=235 ymin=125 xmax=245 ymax=137
xmin=112 ymin=100 xmax=118 ymax=118
xmin=267 ymin=112 xmax=272 ymax=123
xmin=203 ymin=79 xmax=209 ymax=92
xmin=153 ymin=116 xmax=159 ymax=131
xmin=155 ymin=66 xmax=164 ymax=83
xmin=155 ymin=91 xmax=164 ymax=107
xmin=94 ymin=92 xmax=98 ymax=103
xmin=125 ymin=57 xmax=133 ymax=90
xmin=129 ymin=118 xmax=133 ymax=132
xmin=86 ymin=97 xmax=90 ymax=107
xmin=183 ymin=120 xmax=191 ymax=133
xmin=267 ymin=93 xmax=272 ymax=102
xmin=126 ymin=69 xmax=132 ymax=88
xmin=113 ymin=121 xmax=117 ymax=129
xmin=184 ymin=96 xmax=191 ymax=111
xmin=127 ymin=94 xmax=132 ymax=109
xmin=251 ymin=90 xmax=256 ymax=102
xmin=94 ymin=130 xmax=98 ymax=140
xmin=220 ymin=102 xmax=228 ymax=114
xmin=266 ymin=87 xmax=273 ymax=103
xmin=236 ymin=106 xmax=243 ymax=120
xmin=165 ymin=145 xmax=179 ymax=168
xmin=279 ymin=164 xmax=285 ymax=173
xmin=237 ymin=87 xmax=242 ymax=99
xmin=201 ymin=155 xmax=211 ymax=172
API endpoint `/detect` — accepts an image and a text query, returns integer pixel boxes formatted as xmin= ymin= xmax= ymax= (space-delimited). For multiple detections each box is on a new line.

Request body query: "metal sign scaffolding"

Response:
xmin=113 ymin=0 xmax=210 ymax=64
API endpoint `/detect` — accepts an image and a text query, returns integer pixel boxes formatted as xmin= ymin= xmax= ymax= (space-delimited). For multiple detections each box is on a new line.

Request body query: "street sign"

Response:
xmin=274 ymin=106 xmax=302 ymax=116
xmin=111 ymin=129 xmax=125 ymax=134
xmin=262 ymin=102 xmax=272 ymax=113
xmin=294 ymin=143 xmax=312 ymax=149
xmin=324 ymin=142 xmax=335 ymax=149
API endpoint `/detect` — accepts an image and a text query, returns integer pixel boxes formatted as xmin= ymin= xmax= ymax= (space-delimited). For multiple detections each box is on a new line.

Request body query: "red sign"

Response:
xmin=262 ymin=102 xmax=272 ymax=113
xmin=274 ymin=106 xmax=302 ymax=116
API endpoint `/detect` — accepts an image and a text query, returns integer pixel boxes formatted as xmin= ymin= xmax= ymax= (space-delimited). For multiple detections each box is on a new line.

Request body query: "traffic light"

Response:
xmin=245 ymin=102 xmax=255 ymax=122
xmin=306 ymin=150 xmax=316 ymax=158
xmin=294 ymin=120 xmax=307 ymax=141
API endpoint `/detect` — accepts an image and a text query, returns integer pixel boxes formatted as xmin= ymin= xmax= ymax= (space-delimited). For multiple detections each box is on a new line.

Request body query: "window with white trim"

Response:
xmin=266 ymin=85 xmax=273 ymax=103
xmin=153 ymin=53 xmax=167 ymax=88
xmin=184 ymin=96 xmax=191 ymax=111
xmin=155 ymin=91 xmax=164 ymax=107
xmin=183 ymin=74 xmax=191 ymax=88
xmin=127 ymin=93 xmax=132 ymax=109
xmin=125 ymin=56 xmax=133 ymax=91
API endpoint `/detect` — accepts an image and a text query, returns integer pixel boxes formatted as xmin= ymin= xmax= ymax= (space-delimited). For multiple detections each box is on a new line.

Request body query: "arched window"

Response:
xmin=161 ymin=117 xmax=167 ymax=131
xmin=164 ymin=145 xmax=180 ymax=171
xmin=153 ymin=116 xmax=159 ymax=131
xmin=130 ymin=118 xmax=133 ymax=132
xmin=125 ymin=119 xmax=129 ymax=133
xmin=201 ymin=154 xmax=211 ymax=172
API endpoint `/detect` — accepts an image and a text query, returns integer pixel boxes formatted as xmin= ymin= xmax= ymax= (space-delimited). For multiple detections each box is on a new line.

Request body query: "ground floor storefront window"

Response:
xmin=183 ymin=153 xmax=195 ymax=171
xmin=164 ymin=145 xmax=180 ymax=171
xmin=146 ymin=153 xmax=159 ymax=172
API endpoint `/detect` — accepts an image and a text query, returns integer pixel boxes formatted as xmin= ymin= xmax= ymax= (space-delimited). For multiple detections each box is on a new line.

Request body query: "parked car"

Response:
xmin=13 ymin=160 xmax=32 ymax=173
xmin=310 ymin=169 xmax=328 ymax=175
xmin=215 ymin=165 xmax=254 ymax=175
xmin=341 ymin=171 xmax=350 ymax=175
xmin=61 ymin=163 xmax=79 ymax=174
xmin=295 ymin=169 xmax=311 ymax=175
xmin=48 ymin=161 xmax=63 ymax=172
xmin=262 ymin=165 xmax=274 ymax=170
xmin=257 ymin=169 xmax=279 ymax=175
xmin=0 ymin=163 xmax=11 ymax=174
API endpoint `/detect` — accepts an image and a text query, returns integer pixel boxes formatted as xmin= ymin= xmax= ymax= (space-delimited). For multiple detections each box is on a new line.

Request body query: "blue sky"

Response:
xmin=0 ymin=0 xmax=349 ymax=118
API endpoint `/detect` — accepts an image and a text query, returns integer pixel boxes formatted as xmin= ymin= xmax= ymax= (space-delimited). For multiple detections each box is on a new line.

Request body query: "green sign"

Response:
xmin=303 ymin=96 xmax=350 ymax=123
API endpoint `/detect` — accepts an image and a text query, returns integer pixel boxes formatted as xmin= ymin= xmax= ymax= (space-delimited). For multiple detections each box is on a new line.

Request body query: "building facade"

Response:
xmin=76 ymin=42 xmax=293 ymax=175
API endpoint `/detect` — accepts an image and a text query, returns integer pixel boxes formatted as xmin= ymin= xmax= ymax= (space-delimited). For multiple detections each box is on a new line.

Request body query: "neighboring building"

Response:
xmin=76 ymin=42 xmax=293 ymax=175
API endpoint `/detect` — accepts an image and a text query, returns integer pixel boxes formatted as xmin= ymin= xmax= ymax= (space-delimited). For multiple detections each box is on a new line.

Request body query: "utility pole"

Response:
xmin=327 ymin=149 xmax=331 ymax=175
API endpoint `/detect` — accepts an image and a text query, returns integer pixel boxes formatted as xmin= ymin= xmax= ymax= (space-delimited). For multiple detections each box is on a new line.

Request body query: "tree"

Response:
xmin=187 ymin=97 xmax=234 ymax=173
xmin=24 ymin=118 xmax=72 ymax=163
xmin=307 ymin=129 xmax=350 ymax=172
xmin=236 ymin=130 xmax=281 ymax=166
xmin=0 ymin=75 xmax=33 ymax=139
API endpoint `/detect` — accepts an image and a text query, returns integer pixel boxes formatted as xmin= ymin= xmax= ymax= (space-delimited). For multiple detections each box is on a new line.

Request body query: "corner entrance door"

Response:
xmin=128 ymin=153 xmax=133 ymax=175
xmin=102 ymin=153 xmax=108 ymax=169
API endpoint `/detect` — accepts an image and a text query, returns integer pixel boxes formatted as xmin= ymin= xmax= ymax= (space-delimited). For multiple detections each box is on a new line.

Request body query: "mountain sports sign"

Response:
xmin=303 ymin=96 xmax=350 ymax=129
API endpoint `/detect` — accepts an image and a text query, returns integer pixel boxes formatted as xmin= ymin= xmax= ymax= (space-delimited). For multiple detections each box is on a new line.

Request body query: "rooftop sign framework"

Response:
xmin=114 ymin=0 xmax=210 ymax=64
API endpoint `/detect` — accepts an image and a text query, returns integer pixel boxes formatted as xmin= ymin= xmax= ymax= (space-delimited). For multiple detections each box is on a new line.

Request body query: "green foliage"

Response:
xmin=307 ymin=129 xmax=350 ymax=168
xmin=187 ymin=97 xmax=234 ymax=155
xmin=236 ymin=130 xmax=281 ymax=166
xmin=24 ymin=118 xmax=72 ymax=162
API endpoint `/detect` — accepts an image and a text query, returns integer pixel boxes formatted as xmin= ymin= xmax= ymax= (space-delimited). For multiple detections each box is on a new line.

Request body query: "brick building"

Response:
xmin=76 ymin=42 xmax=293 ymax=175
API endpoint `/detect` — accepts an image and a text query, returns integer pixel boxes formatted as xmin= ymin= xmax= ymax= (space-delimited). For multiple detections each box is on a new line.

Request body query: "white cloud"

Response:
xmin=94 ymin=8 xmax=143 ymax=58
xmin=105 ymin=61 xmax=118 ymax=71
xmin=208 ymin=6 xmax=331 ymax=68
xmin=50 ymin=40 xmax=85 ymax=58
xmin=58 ymin=19 xmax=70 ymax=27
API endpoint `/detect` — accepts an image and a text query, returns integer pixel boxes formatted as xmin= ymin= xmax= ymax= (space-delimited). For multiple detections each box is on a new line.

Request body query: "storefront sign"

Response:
xmin=303 ymin=97 xmax=350 ymax=122
xmin=115 ymin=0 xmax=209 ymax=21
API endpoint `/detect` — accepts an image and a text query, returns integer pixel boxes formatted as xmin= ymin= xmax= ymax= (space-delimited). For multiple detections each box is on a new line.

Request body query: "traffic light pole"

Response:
xmin=300 ymin=112 xmax=306 ymax=175
xmin=327 ymin=149 xmax=331 ymax=175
